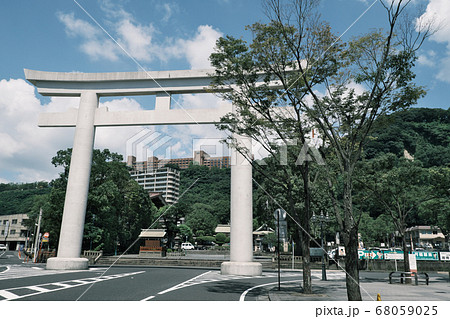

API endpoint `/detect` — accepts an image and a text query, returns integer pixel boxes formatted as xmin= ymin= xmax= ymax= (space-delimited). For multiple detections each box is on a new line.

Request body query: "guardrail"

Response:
xmin=389 ymin=271 xmax=429 ymax=285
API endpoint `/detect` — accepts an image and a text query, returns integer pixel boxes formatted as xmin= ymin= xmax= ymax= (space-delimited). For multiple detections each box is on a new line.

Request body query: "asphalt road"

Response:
xmin=0 ymin=251 xmax=301 ymax=301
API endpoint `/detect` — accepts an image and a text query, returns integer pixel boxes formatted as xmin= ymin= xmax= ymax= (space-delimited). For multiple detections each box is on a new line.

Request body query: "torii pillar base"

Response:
xmin=221 ymin=262 xmax=262 ymax=276
xmin=46 ymin=257 xmax=89 ymax=270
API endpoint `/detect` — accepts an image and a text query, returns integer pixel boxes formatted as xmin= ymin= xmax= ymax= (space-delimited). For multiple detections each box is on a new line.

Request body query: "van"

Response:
xmin=181 ymin=242 xmax=195 ymax=250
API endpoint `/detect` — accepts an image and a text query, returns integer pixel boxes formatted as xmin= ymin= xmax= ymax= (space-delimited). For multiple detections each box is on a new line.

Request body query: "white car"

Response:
xmin=0 ymin=244 xmax=6 ymax=251
xmin=181 ymin=242 xmax=195 ymax=250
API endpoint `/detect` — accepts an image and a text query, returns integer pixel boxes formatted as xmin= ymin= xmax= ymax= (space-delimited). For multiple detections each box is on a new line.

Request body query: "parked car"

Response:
xmin=0 ymin=244 xmax=7 ymax=251
xmin=181 ymin=242 xmax=195 ymax=250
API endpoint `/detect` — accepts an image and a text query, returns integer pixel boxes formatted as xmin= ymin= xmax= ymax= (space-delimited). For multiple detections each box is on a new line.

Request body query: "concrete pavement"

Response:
xmin=268 ymin=270 xmax=450 ymax=301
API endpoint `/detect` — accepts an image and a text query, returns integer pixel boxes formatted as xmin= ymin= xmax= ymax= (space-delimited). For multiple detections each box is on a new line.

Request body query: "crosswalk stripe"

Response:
xmin=0 ymin=290 xmax=19 ymax=300
xmin=27 ymin=286 xmax=51 ymax=292
xmin=0 ymin=270 xmax=145 ymax=301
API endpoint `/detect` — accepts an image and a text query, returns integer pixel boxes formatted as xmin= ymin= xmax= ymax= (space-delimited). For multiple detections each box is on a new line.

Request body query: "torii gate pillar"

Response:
xmin=46 ymin=91 xmax=98 ymax=270
xmin=25 ymin=69 xmax=262 ymax=275
xmin=221 ymin=134 xmax=262 ymax=276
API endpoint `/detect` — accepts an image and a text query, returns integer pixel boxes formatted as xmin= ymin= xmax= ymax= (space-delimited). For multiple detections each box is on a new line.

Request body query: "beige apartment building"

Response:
xmin=1 ymin=213 xmax=29 ymax=250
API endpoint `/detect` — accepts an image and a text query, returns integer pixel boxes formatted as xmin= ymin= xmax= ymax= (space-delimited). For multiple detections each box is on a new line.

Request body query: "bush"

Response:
xmin=215 ymin=233 xmax=227 ymax=246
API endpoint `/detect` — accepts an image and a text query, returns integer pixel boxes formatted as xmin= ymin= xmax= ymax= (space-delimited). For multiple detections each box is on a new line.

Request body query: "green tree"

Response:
xmin=210 ymin=0 xmax=433 ymax=300
xmin=178 ymin=224 xmax=194 ymax=243
xmin=356 ymin=154 xmax=448 ymax=273
xmin=185 ymin=203 xmax=218 ymax=236
xmin=33 ymin=148 xmax=158 ymax=254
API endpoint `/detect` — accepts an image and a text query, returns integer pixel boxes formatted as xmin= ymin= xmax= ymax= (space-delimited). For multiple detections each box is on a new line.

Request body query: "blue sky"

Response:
xmin=0 ymin=0 xmax=449 ymax=183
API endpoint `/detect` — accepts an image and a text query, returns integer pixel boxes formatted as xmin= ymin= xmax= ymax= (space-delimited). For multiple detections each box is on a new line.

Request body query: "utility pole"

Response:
xmin=33 ymin=208 xmax=42 ymax=263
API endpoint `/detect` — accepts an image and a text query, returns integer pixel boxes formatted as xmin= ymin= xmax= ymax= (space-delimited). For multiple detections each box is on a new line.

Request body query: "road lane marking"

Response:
xmin=50 ymin=283 xmax=74 ymax=288
xmin=0 ymin=266 xmax=10 ymax=274
xmin=26 ymin=286 xmax=51 ymax=293
xmin=0 ymin=265 xmax=91 ymax=281
xmin=141 ymin=295 xmax=156 ymax=301
xmin=239 ymin=279 xmax=300 ymax=301
xmin=157 ymin=271 xmax=212 ymax=295
xmin=141 ymin=270 xmax=304 ymax=301
xmin=0 ymin=270 xmax=145 ymax=301
xmin=0 ymin=290 xmax=19 ymax=300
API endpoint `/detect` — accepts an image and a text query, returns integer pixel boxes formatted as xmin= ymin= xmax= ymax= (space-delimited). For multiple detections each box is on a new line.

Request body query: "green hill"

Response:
xmin=364 ymin=107 xmax=450 ymax=167
xmin=0 ymin=182 xmax=50 ymax=216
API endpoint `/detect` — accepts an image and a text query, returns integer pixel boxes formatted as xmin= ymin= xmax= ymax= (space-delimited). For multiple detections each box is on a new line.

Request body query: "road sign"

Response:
xmin=384 ymin=251 xmax=404 ymax=260
xmin=414 ymin=251 xmax=439 ymax=261
xmin=358 ymin=250 xmax=384 ymax=260
xmin=440 ymin=252 xmax=450 ymax=261
xmin=42 ymin=232 xmax=50 ymax=243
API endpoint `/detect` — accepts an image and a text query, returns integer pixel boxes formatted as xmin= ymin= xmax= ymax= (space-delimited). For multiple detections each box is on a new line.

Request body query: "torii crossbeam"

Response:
xmin=25 ymin=68 xmax=262 ymax=276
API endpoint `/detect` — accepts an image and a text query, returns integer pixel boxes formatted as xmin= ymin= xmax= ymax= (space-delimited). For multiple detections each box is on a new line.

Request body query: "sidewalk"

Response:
xmin=268 ymin=271 xmax=450 ymax=301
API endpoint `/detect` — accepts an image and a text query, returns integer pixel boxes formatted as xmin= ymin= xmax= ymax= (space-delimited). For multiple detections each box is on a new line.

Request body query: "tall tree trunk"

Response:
xmin=401 ymin=231 xmax=412 ymax=284
xmin=344 ymin=227 xmax=362 ymax=301
xmin=300 ymin=228 xmax=312 ymax=293
xmin=290 ymin=184 xmax=312 ymax=294
xmin=343 ymin=168 xmax=362 ymax=301
xmin=301 ymin=162 xmax=312 ymax=294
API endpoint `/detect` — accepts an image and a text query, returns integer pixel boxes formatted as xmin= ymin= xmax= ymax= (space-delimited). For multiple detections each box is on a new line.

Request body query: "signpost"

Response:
xmin=274 ymin=209 xmax=286 ymax=291
xmin=409 ymin=253 xmax=417 ymax=273
xmin=42 ymin=232 xmax=50 ymax=243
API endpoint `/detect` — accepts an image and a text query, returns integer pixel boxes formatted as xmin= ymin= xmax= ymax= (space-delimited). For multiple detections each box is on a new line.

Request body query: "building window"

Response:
xmin=1 ymin=230 xmax=4 ymax=236
xmin=10 ymin=230 xmax=16 ymax=235
xmin=12 ymin=219 xmax=17 ymax=225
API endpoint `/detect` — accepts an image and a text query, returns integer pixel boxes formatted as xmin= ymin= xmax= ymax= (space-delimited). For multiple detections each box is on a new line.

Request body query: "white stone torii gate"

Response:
xmin=25 ymin=68 xmax=262 ymax=276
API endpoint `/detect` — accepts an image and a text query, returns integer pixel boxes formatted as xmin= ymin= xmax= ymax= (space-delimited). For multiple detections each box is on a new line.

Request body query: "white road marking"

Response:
xmin=141 ymin=295 xmax=156 ymax=301
xmin=50 ymin=283 xmax=74 ymax=288
xmin=140 ymin=270 xmax=303 ymax=301
xmin=0 ymin=265 xmax=88 ymax=281
xmin=27 ymin=286 xmax=51 ymax=293
xmin=156 ymin=271 xmax=212 ymax=295
xmin=0 ymin=290 xmax=19 ymax=300
xmin=0 ymin=266 xmax=10 ymax=274
xmin=0 ymin=270 xmax=145 ymax=301
xmin=239 ymin=279 xmax=300 ymax=301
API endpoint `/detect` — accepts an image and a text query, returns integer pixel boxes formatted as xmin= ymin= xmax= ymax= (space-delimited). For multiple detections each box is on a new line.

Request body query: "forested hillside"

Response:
xmin=364 ymin=107 xmax=450 ymax=167
xmin=0 ymin=182 xmax=50 ymax=216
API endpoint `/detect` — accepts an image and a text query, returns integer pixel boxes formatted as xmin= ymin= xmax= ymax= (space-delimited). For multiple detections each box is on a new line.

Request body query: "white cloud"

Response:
xmin=417 ymin=50 xmax=436 ymax=67
xmin=116 ymin=20 xmax=155 ymax=62
xmin=417 ymin=0 xmax=450 ymax=82
xmin=57 ymin=12 xmax=120 ymax=61
xmin=0 ymin=79 xmax=154 ymax=183
xmin=57 ymin=6 xmax=222 ymax=69
xmin=0 ymin=79 xmax=77 ymax=182
xmin=178 ymin=25 xmax=223 ymax=69
xmin=160 ymin=3 xmax=177 ymax=23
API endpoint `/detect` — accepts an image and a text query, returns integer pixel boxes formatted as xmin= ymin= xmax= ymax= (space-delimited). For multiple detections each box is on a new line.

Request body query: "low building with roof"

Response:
xmin=405 ymin=226 xmax=446 ymax=249
xmin=138 ymin=229 xmax=167 ymax=256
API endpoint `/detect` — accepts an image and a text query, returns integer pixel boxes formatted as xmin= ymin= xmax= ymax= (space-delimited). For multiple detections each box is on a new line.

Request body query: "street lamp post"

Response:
xmin=311 ymin=210 xmax=330 ymax=281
